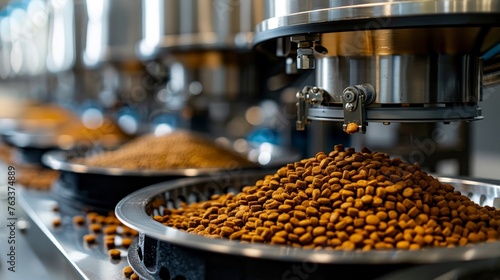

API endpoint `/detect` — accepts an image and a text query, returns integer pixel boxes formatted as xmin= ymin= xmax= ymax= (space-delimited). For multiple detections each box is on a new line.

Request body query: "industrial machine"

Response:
xmin=4 ymin=1 xmax=500 ymax=280
xmin=252 ymin=0 xmax=500 ymax=135
xmin=138 ymin=0 xmax=277 ymax=142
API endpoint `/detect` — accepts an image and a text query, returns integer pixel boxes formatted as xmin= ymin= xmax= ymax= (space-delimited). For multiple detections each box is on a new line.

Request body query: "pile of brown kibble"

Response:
xmin=75 ymin=131 xmax=254 ymax=170
xmin=155 ymin=145 xmax=500 ymax=251
xmin=17 ymin=166 xmax=59 ymax=190
xmin=1 ymin=141 xmax=59 ymax=190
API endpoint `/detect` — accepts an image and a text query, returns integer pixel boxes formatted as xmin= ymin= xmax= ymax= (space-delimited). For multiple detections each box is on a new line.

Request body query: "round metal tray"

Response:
xmin=42 ymin=141 xmax=300 ymax=176
xmin=115 ymin=174 xmax=500 ymax=279
xmin=43 ymin=143 xmax=299 ymax=210
xmin=0 ymin=125 xmax=128 ymax=165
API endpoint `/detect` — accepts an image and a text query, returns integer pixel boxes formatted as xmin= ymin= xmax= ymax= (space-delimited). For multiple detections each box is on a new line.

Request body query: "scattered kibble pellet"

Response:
xmin=57 ymin=210 xmax=138 ymax=258
xmin=130 ymin=273 xmax=139 ymax=280
xmin=121 ymin=238 xmax=133 ymax=248
xmin=52 ymin=218 xmax=61 ymax=228
xmin=156 ymin=145 xmax=500 ymax=250
xmin=105 ymin=238 xmax=116 ymax=249
xmin=89 ymin=223 xmax=102 ymax=233
xmin=104 ymin=235 xmax=115 ymax=241
xmin=73 ymin=131 xmax=254 ymax=169
xmin=86 ymin=212 xmax=99 ymax=223
xmin=123 ymin=266 xmax=134 ymax=278
xmin=105 ymin=216 xmax=120 ymax=225
xmin=122 ymin=227 xmax=139 ymax=237
xmin=345 ymin=123 xmax=359 ymax=134
xmin=83 ymin=234 xmax=96 ymax=244
xmin=94 ymin=215 xmax=106 ymax=225
xmin=73 ymin=215 xmax=85 ymax=226
xmin=104 ymin=225 xmax=117 ymax=235
xmin=108 ymin=249 xmax=121 ymax=259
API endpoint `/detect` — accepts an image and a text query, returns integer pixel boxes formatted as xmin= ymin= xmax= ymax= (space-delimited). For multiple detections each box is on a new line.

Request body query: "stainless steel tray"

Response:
xmin=0 ymin=127 xmax=126 ymax=165
xmin=42 ymin=143 xmax=299 ymax=210
xmin=43 ymin=141 xmax=300 ymax=176
xmin=2 ymin=129 xmax=80 ymax=149
xmin=116 ymin=175 xmax=500 ymax=265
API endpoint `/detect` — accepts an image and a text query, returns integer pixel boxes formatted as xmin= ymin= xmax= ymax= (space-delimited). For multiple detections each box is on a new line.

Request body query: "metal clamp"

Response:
xmin=341 ymin=84 xmax=376 ymax=134
xmin=296 ymin=86 xmax=324 ymax=130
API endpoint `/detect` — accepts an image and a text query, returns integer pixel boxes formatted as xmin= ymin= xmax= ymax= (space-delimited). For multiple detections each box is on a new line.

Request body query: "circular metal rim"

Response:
xmin=127 ymin=240 xmax=154 ymax=280
xmin=1 ymin=129 xmax=79 ymax=149
xmin=136 ymin=31 xmax=255 ymax=60
xmin=308 ymin=106 xmax=483 ymax=123
xmin=115 ymin=175 xmax=500 ymax=264
xmin=253 ymin=2 xmax=500 ymax=46
xmin=256 ymin=0 xmax=500 ymax=33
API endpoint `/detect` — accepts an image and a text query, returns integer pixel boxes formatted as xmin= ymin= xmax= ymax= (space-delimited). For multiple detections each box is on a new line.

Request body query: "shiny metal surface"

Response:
xmin=138 ymin=0 xmax=265 ymax=58
xmin=46 ymin=0 xmax=92 ymax=105
xmin=377 ymin=258 xmax=500 ymax=280
xmin=312 ymin=27 xmax=493 ymax=107
xmin=116 ymin=175 xmax=500 ymax=264
xmin=2 ymin=129 xmax=86 ymax=150
xmin=0 ymin=178 xmax=79 ymax=280
xmin=46 ymin=0 xmax=92 ymax=73
xmin=18 ymin=187 xmax=129 ymax=280
xmin=158 ymin=51 xmax=259 ymax=113
xmin=83 ymin=0 xmax=142 ymax=67
xmin=253 ymin=0 xmax=500 ymax=127
xmin=308 ymin=105 xmax=483 ymax=123
xmin=317 ymin=54 xmax=482 ymax=104
xmin=256 ymin=0 xmax=500 ymax=36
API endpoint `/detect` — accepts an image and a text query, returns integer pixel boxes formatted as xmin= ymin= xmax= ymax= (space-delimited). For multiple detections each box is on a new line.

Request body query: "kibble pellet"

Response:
xmin=122 ymin=266 xmax=134 ymax=278
xmin=52 ymin=218 xmax=61 ymax=228
xmin=83 ymin=234 xmax=96 ymax=245
xmin=73 ymin=216 xmax=85 ymax=226
xmin=105 ymin=238 xmax=115 ymax=249
xmin=108 ymin=249 xmax=121 ymax=259
xmin=121 ymin=238 xmax=133 ymax=248
xmin=89 ymin=223 xmax=102 ymax=233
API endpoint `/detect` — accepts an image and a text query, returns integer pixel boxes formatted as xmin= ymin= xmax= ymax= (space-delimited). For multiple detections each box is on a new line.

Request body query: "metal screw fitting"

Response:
xmin=297 ymin=48 xmax=315 ymax=69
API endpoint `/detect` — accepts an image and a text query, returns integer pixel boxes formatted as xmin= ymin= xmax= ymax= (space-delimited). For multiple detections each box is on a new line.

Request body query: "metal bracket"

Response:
xmin=341 ymin=84 xmax=376 ymax=134
xmin=296 ymin=86 xmax=324 ymax=130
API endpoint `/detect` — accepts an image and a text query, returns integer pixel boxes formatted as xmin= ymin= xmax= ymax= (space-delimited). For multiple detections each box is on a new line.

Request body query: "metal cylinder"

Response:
xmin=253 ymin=0 xmax=500 ymax=124
xmin=138 ymin=0 xmax=265 ymax=58
xmin=83 ymin=0 xmax=142 ymax=68
xmin=317 ymin=55 xmax=482 ymax=104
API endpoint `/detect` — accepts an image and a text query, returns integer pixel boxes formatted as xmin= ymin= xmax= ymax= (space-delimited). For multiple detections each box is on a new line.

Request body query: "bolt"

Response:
xmin=297 ymin=48 xmax=315 ymax=69
xmin=345 ymin=103 xmax=354 ymax=111
xmin=343 ymin=90 xmax=356 ymax=103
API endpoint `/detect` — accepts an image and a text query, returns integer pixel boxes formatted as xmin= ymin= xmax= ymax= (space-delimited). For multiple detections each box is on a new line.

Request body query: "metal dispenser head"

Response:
xmin=137 ymin=0 xmax=266 ymax=138
xmin=253 ymin=0 xmax=500 ymax=134
xmin=83 ymin=0 xmax=142 ymax=68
